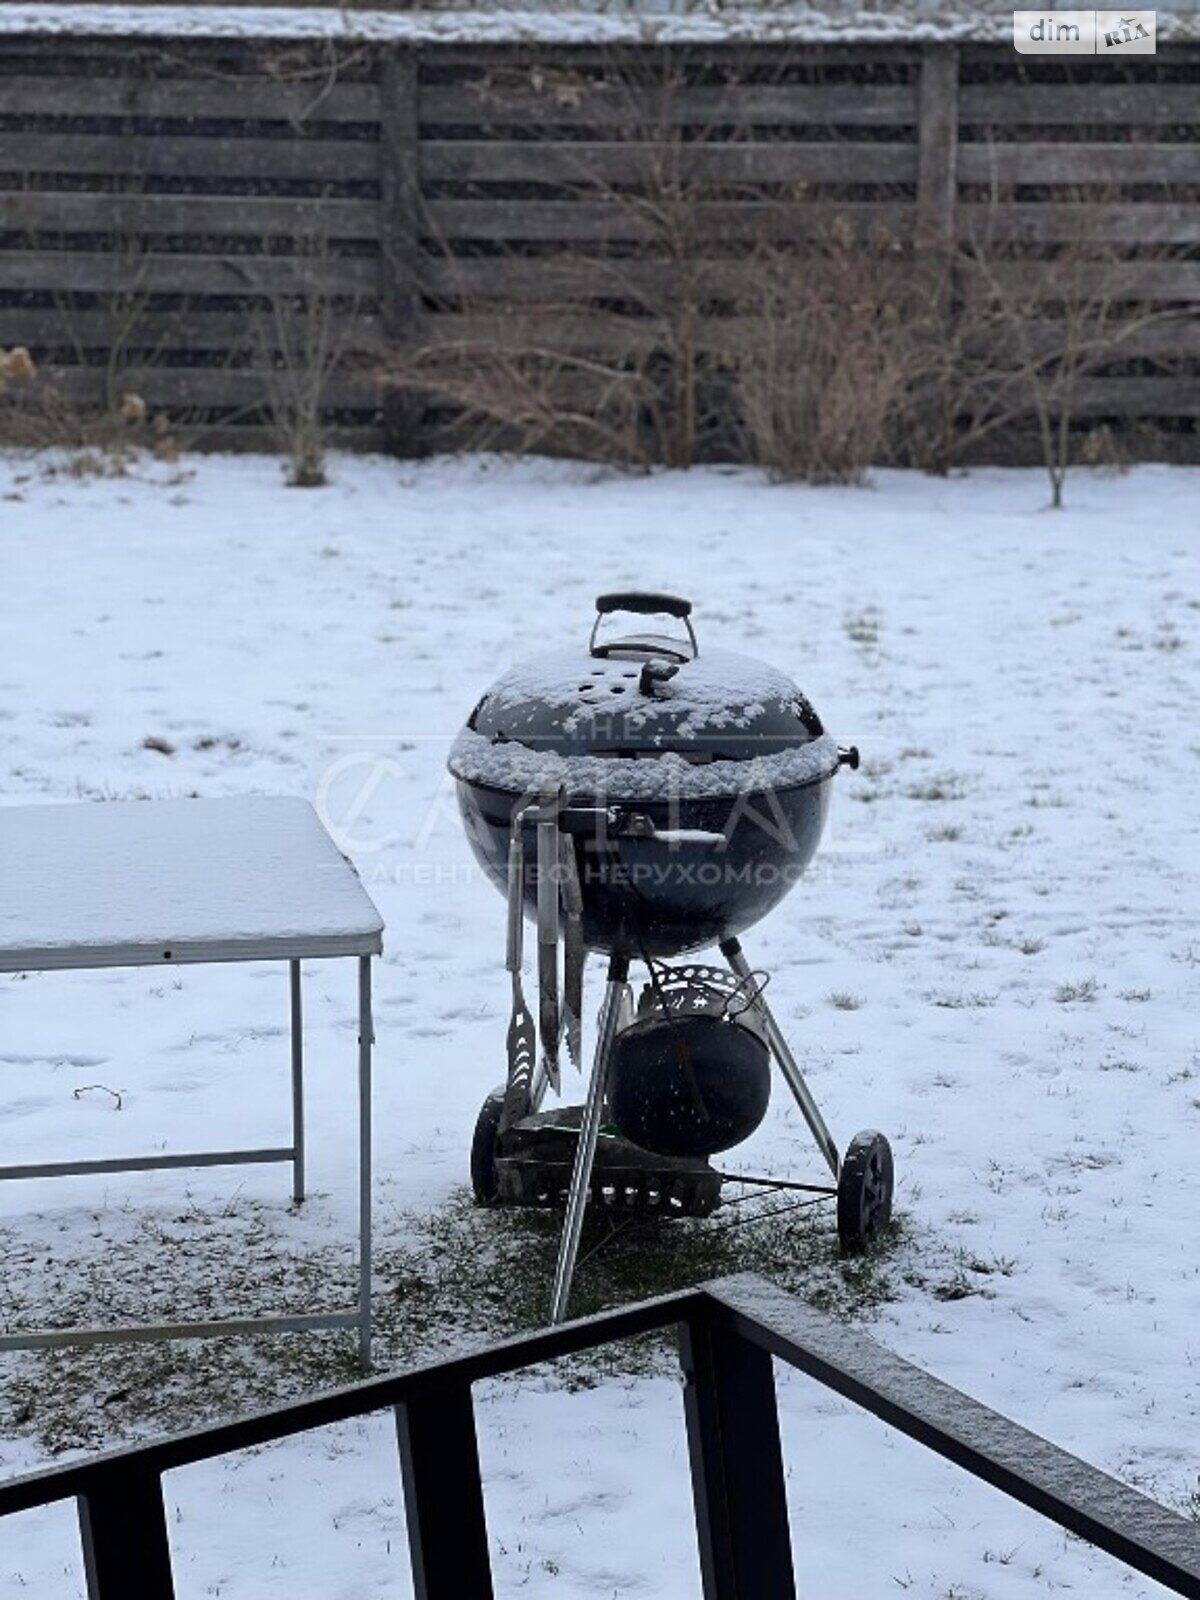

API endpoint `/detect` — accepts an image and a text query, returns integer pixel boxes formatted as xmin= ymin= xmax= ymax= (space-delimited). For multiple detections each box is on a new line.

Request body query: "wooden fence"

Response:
xmin=0 ymin=31 xmax=1197 ymax=458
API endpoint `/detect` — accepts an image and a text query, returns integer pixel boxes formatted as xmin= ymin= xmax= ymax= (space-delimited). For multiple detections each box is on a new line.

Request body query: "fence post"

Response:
xmin=395 ymin=1383 xmax=494 ymax=1600
xmin=679 ymin=1314 xmax=797 ymax=1600
xmin=379 ymin=44 xmax=423 ymax=454
xmin=916 ymin=43 xmax=959 ymax=257
xmin=78 ymin=1467 xmax=176 ymax=1600
xmin=914 ymin=43 xmax=960 ymax=466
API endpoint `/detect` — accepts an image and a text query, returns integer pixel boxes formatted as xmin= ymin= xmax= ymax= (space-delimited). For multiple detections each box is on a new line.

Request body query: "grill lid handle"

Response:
xmin=590 ymin=593 xmax=699 ymax=660
xmin=595 ymin=592 xmax=692 ymax=619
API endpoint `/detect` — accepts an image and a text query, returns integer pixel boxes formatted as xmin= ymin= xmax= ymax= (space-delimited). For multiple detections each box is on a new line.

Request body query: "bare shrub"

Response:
xmin=944 ymin=170 xmax=1188 ymax=503
xmin=258 ymin=289 xmax=337 ymax=488
xmin=0 ymin=346 xmax=176 ymax=469
xmin=392 ymin=322 xmax=653 ymax=467
xmin=250 ymin=227 xmax=378 ymax=488
xmin=732 ymin=220 xmax=942 ymax=484
xmin=962 ymin=245 xmax=1181 ymax=508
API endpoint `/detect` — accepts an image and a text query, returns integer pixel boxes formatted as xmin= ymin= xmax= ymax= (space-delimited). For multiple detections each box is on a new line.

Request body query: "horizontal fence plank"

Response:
xmin=957 ymin=430 xmax=1197 ymax=467
xmin=0 ymin=191 xmax=380 ymax=240
xmin=40 ymin=363 xmax=383 ymax=408
xmin=413 ymin=308 xmax=1200 ymax=362
xmin=0 ymin=132 xmax=379 ymax=184
xmin=957 ymin=201 xmax=1200 ymax=244
xmin=0 ymin=250 xmax=381 ymax=295
xmin=420 ymin=139 xmax=918 ymax=185
xmin=420 ymin=253 xmax=758 ymax=298
xmin=7 ymin=304 xmax=1195 ymax=369
xmin=420 ymin=254 xmax=1200 ymax=302
xmin=0 ymin=306 xmax=385 ymax=351
xmin=1070 ymin=376 xmax=1200 ymax=415
xmin=420 ymin=81 xmax=920 ymax=128
xmin=960 ymin=317 xmax=1200 ymax=360
xmin=410 ymin=310 xmax=670 ymax=358
xmin=181 ymin=422 xmax=388 ymax=450
xmin=959 ymin=83 xmax=1200 ymax=126
xmin=0 ymin=75 xmax=378 ymax=122
xmin=423 ymin=197 xmax=913 ymax=243
xmin=962 ymin=260 xmax=1200 ymax=301
xmin=957 ymin=142 xmax=1200 ymax=184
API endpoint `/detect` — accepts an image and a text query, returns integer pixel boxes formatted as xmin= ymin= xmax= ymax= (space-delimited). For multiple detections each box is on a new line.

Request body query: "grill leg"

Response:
xmin=720 ymin=937 xmax=840 ymax=1180
xmin=549 ymin=953 xmax=629 ymax=1325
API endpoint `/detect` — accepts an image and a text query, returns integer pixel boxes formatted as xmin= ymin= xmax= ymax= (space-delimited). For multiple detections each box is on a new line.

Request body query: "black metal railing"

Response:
xmin=2 ymin=1273 xmax=1198 ymax=1600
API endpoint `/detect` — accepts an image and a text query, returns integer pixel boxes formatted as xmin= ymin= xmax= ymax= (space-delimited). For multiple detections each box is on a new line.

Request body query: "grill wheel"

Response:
xmin=470 ymin=1085 xmax=507 ymax=1207
xmin=837 ymin=1131 xmax=895 ymax=1253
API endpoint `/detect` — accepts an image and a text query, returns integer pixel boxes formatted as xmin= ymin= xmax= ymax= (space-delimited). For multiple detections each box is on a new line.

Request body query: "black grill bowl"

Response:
xmin=454 ymin=773 xmax=833 ymax=959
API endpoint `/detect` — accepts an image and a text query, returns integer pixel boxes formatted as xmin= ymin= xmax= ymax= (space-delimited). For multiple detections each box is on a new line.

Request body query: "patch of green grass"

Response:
xmin=383 ymin=1190 xmax=908 ymax=1359
xmin=0 ymin=1189 xmax=913 ymax=1455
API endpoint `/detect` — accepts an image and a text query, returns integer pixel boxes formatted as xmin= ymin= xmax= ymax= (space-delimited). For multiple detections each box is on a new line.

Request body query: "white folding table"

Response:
xmin=0 ymin=796 xmax=384 ymax=1367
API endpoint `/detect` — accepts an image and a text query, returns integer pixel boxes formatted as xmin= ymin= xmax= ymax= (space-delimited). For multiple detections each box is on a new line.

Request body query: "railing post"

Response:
xmin=78 ymin=1467 xmax=176 ymax=1600
xmin=679 ymin=1313 xmax=797 ymax=1600
xmin=379 ymin=44 xmax=424 ymax=455
xmin=395 ymin=1383 xmax=494 ymax=1600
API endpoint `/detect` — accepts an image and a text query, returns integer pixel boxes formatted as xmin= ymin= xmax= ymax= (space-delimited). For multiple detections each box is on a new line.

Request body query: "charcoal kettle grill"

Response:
xmin=449 ymin=593 xmax=894 ymax=1323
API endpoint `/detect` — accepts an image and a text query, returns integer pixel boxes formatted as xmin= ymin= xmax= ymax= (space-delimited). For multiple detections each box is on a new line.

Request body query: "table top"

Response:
xmin=0 ymin=797 xmax=384 ymax=972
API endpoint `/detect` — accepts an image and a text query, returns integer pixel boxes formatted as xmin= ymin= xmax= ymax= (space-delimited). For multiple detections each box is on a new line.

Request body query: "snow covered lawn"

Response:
xmin=1 ymin=451 xmax=1197 ymax=1597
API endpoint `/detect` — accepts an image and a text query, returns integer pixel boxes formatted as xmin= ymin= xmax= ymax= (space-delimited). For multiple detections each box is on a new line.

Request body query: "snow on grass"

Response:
xmin=0 ymin=450 xmax=1198 ymax=1596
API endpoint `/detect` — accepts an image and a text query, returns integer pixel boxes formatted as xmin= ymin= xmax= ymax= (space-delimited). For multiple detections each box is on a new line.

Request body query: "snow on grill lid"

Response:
xmin=449 ymin=726 xmax=842 ymax=802
xmin=467 ymin=645 xmax=826 ymax=762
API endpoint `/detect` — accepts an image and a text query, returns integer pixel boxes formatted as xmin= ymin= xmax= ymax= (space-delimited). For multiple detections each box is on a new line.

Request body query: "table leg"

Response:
xmin=358 ymin=954 xmax=374 ymax=1371
xmin=290 ymin=959 xmax=306 ymax=1204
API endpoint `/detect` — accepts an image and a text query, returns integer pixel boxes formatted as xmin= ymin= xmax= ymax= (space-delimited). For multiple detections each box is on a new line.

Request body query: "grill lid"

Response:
xmin=466 ymin=593 xmax=827 ymax=765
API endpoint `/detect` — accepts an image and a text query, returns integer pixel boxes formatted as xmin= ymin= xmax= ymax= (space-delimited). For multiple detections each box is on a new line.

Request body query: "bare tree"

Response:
xmin=951 ymin=166 xmax=1186 ymax=506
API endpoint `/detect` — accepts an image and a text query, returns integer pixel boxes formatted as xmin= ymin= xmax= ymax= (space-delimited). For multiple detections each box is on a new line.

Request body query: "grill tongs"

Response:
xmin=501 ymin=795 xmax=723 ymax=1131
xmin=501 ymin=788 xmax=585 ymax=1131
